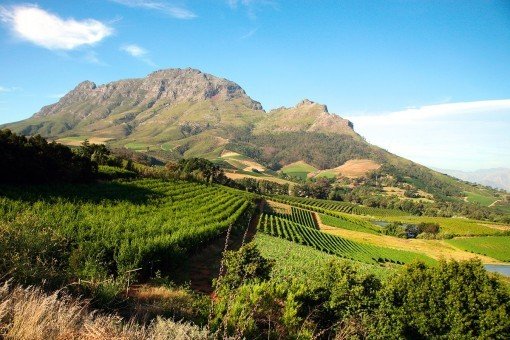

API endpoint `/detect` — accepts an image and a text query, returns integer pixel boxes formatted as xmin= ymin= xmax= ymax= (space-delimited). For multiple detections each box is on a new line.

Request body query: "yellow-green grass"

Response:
xmin=314 ymin=170 xmax=337 ymax=179
xmin=447 ymin=236 xmax=510 ymax=262
xmin=281 ymin=161 xmax=318 ymax=179
xmin=319 ymin=213 xmax=382 ymax=234
xmin=465 ymin=191 xmax=498 ymax=206
xmin=382 ymin=215 xmax=508 ymax=236
xmin=124 ymin=142 xmax=158 ymax=151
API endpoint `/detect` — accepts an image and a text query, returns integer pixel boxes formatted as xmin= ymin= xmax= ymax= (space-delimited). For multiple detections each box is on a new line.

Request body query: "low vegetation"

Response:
xmin=447 ymin=236 xmax=510 ymax=262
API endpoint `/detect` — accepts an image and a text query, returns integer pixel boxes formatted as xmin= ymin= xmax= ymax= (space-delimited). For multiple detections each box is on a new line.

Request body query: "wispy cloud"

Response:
xmin=121 ymin=44 xmax=156 ymax=66
xmin=346 ymin=99 xmax=510 ymax=171
xmin=109 ymin=0 xmax=196 ymax=19
xmin=0 ymin=86 xmax=22 ymax=93
xmin=241 ymin=27 xmax=258 ymax=39
xmin=349 ymin=99 xmax=510 ymax=126
xmin=0 ymin=5 xmax=113 ymax=50
xmin=226 ymin=0 xmax=278 ymax=19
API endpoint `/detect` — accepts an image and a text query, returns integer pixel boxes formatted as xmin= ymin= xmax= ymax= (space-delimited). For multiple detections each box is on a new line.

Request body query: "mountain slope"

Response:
xmin=2 ymin=67 xmax=506 ymax=206
xmin=438 ymin=168 xmax=510 ymax=192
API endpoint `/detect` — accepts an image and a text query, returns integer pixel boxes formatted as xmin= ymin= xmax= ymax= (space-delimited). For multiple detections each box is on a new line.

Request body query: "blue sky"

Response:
xmin=1 ymin=0 xmax=509 ymax=171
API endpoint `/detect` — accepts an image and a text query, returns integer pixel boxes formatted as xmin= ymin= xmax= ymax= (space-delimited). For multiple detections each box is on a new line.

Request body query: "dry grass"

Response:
xmin=333 ymin=159 xmax=380 ymax=178
xmin=316 ymin=216 xmax=503 ymax=264
xmin=0 ymin=282 xmax=210 ymax=340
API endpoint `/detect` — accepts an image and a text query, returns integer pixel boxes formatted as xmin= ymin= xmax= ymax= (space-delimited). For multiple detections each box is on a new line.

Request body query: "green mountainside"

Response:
xmin=2 ymin=68 xmax=508 ymax=208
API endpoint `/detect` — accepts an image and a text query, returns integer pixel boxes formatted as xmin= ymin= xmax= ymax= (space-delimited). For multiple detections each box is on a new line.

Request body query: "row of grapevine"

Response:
xmin=0 ymin=179 xmax=256 ymax=278
xmin=271 ymin=195 xmax=408 ymax=217
xmin=257 ymin=213 xmax=434 ymax=265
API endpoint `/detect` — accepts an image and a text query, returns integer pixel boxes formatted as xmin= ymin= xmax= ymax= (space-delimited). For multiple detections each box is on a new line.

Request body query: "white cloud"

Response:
xmin=0 ymin=5 xmax=113 ymax=50
xmin=226 ymin=0 xmax=278 ymax=19
xmin=241 ymin=27 xmax=258 ymax=39
xmin=121 ymin=44 xmax=156 ymax=66
xmin=346 ymin=99 xmax=510 ymax=171
xmin=0 ymin=86 xmax=21 ymax=93
xmin=109 ymin=0 xmax=196 ymax=19
xmin=121 ymin=44 xmax=147 ymax=57
xmin=349 ymin=99 xmax=510 ymax=126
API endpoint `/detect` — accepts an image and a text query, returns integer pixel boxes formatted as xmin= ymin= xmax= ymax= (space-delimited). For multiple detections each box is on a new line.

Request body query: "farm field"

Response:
xmin=382 ymin=215 xmax=509 ymax=236
xmin=465 ymin=191 xmax=499 ymax=206
xmin=281 ymin=161 xmax=318 ymax=180
xmin=317 ymin=221 xmax=503 ymax=263
xmin=0 ymin=179 xmax=254 ymax=279
xmin=447 ymin=236 xmax=510 ymax=262
xmin=56 ymin=136 xmax=113 ymax=146
xmin=271 ymin=195 xmax=408 ymax=217
xmin=257 ymin=213 xmax=435 ymax=265
xmin=254 ymin=233 xmax=391 ymax=286
xmin=319 ymin=213 xmax=382 ymax=234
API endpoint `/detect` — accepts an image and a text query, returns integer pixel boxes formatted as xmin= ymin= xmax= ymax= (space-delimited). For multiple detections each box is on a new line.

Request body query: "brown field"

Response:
xmin=225 ymin=171 xmax=294 ymax=185
xmin=56 ymin=136 xmax=113 ymax=146
xmin=327 ymin=159 xmax=381 ymax=178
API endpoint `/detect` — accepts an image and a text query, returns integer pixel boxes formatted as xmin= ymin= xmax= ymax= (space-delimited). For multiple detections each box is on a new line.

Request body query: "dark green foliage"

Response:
xmin=0 ymin=129 xmax=97 ymax=183
xmin=214 ymin=243 xmax=272 ymax=293
xmin=167 ymin=157 xmax=229 ymax=184
xmin=228 ymin=132 xmax=381 ymax=170
xmin=373 ymin=260 xmax=510 ymax=339
xmin=213 ymin=244 xmax=510 ymax=339
xmin=0 ymin=179 xmax=254 ymax=284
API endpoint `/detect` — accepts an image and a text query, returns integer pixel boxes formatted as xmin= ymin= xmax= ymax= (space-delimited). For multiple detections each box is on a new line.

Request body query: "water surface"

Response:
xmin=484 ymin=264 xmax=510 ymax=277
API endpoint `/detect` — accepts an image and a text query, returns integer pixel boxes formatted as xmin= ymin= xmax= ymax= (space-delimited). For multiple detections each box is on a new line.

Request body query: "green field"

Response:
xmin=320 ymin=213 xmax=382 ymax=234
xmin=383 ymin=215 xmax=505 ymax=236
xmin=465 ymin=191 xmax=498 ymax=206
xmin=271 ymin=195 xmax=408 ymax=217
xmin=281 ymin=161 xmax=318 ymax=180
xmin=0 ymin=179 xmax=254 ymax=278
xmin=257 ymin=213 xmax=435 ymax=265
xmin=254 ymin=233 xmax=391 ymax=285
xmin=124 ymin=142 xmax=153 ymax=151
xmin=447 ymin=236 xmax=510 ymax=262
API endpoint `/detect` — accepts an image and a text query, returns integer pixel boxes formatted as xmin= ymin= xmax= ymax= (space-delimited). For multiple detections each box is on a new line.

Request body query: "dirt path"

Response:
xmin=489 ymin=199 xmax=501 ymax=208
xmin=315 ymin=214 xmax=503 ymax=264
xmin=172 ymin=200 xmax=263 ymax=293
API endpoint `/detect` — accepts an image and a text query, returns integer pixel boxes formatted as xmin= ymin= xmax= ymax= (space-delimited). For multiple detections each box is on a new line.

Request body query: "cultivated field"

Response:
xmin=447 ymin=236 xmax=510 ymax=262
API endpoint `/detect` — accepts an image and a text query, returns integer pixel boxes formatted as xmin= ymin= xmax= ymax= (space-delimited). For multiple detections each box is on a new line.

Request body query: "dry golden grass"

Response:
xmin=333 ymin=159 xmax=380 ymax=178
xmin=56 ymin=137 xmax=114 ymax=146
xmin=316 ymin=216 xmax=503 ymax=264
xmin=224 ymin=171 xmax=294 ymax=185
xmin=0 ymin=282 xmax=209 ymax=340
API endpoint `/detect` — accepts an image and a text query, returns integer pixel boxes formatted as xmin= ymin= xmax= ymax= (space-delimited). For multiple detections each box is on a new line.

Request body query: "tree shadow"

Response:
xmin=0 ymin=181 xmax=161 ymax=205
xmin=172 ymin=200 xmax=263 ymax=294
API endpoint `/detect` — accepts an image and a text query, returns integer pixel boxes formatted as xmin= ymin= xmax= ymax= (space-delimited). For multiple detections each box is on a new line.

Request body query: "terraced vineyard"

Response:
xmin=0 ymin=179 xmax=255 ymax=278
xmin=273 ymin=207 xmax=318 ymax=229
xmin=271 ymin=195 xmax=408 ymax=217
xmin=257 ymin=213 xmax=434 ymax=265
xmin=447 ymin=236 xmax=510 ymax=262
xmin=319 ymin=213 xmax=382 ymax=234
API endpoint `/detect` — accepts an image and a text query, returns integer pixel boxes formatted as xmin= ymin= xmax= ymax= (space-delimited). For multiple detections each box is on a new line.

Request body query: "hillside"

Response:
xmin=438 ymin=167 xmax=510 ymax=192
xmin=2 ymin=68 xmax=507 ymax=210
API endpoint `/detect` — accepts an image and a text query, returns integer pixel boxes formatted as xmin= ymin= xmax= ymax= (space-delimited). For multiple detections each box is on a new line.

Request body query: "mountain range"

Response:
xmin=1 ymin=67 xmax=504 ymax=203
xmin=437 ymin=168 xmax=510 ymax=192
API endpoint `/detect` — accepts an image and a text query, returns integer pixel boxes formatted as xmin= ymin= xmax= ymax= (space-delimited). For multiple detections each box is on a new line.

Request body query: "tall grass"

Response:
xmin=0 ymin=282 xmax=210 ymax=339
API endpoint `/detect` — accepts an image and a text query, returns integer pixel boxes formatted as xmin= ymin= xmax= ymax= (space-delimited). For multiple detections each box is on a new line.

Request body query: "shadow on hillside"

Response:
xmin=172 ymin=201 xmax=263 ymax=294
xmin=0 ymin=181 xmax=161 ymax=205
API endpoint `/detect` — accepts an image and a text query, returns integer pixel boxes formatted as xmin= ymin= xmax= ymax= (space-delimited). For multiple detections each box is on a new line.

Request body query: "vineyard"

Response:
xmin=257 ymin=213 xmax=434 ymax=265
xmin=271 ymin=207 xmax=318 ymax=229
xmin=447 ymin=236 xmax=510 ymax=262
xmin=319 ymin=214 xmax=382 ymax=234
xmin=271 ymin=195 xmax=408 ymax=217
xmin=0 ymin=179 xmax=255 ymax=278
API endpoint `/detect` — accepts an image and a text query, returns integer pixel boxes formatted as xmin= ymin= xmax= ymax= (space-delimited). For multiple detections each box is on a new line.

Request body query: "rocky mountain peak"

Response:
xmin=296 ymin=99 xmax=329 ymax=113
xmin=33 ymin=68 xmax=263 ymax=118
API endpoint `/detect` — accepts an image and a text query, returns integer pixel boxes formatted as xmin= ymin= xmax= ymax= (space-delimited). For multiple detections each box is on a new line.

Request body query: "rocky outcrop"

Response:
xmin=34 ymin=68 xmax=263 ymax=118
xmin=255 ymin=99 xmax=355 ymax=135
